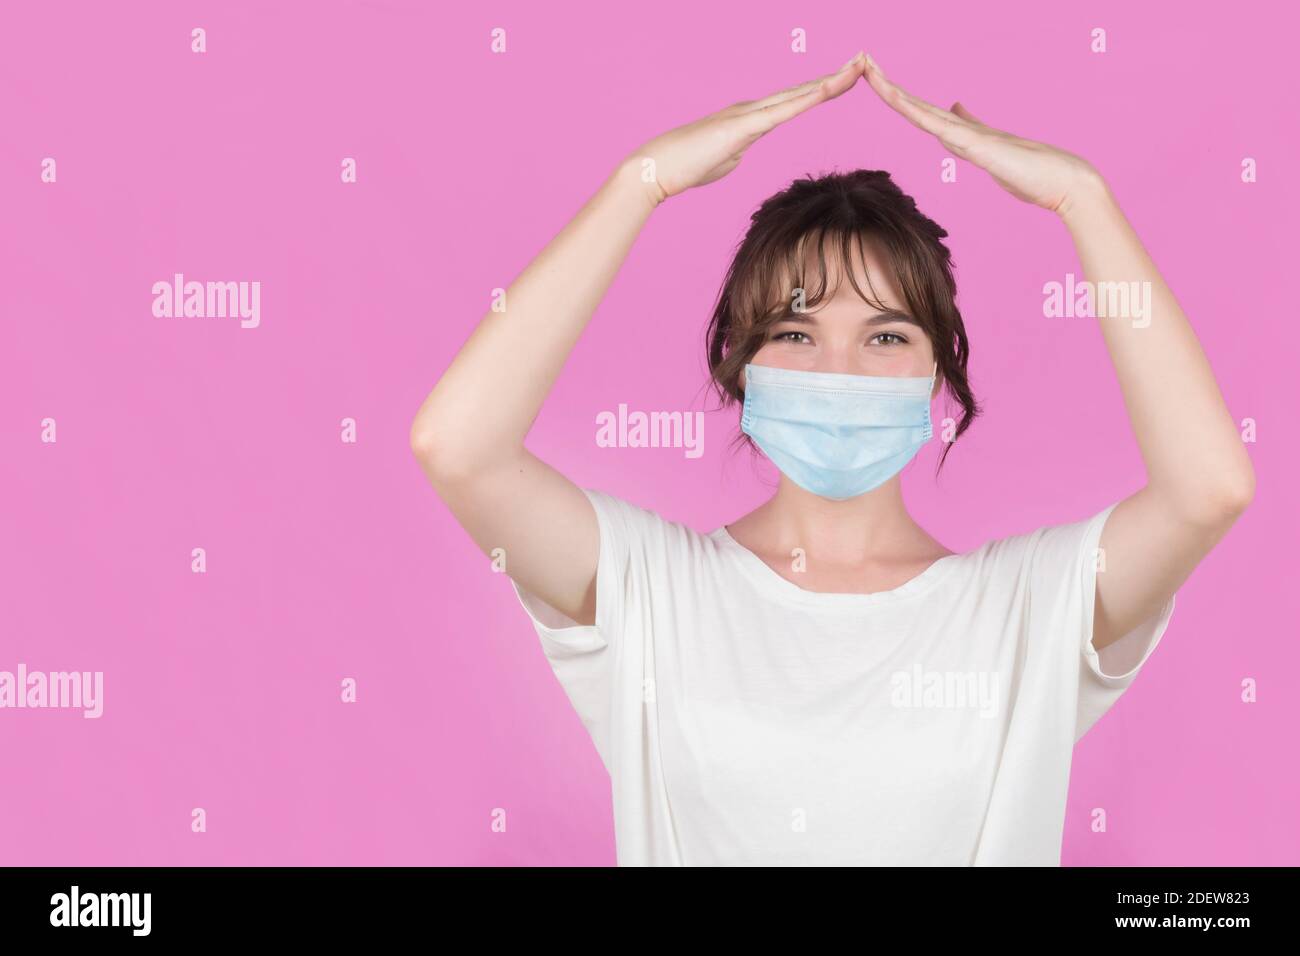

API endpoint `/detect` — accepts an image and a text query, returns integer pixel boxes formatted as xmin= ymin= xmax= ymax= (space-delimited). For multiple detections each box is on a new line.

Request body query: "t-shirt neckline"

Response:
xmin=707 ymin=524 xmax=966 ymax=609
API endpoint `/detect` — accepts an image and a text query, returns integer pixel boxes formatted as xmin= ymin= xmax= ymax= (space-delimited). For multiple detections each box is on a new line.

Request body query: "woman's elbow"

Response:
xmin=409 ymin=416 xmax=465 ymax=482
xmin=1189 ymin=462 xmax=1256 ymax=527
xmin=1218 ymin=463 xmax=1256 ymax=518
xmin=409 ymin=415 xmax=507 ymax=487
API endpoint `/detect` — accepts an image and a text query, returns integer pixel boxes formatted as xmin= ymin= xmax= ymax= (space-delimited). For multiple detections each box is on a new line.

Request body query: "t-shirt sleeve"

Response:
xmin=507 ymin=487 xmax=662 ymax=767
xmin=1024 ymin=502 xmax=1176 ymax=744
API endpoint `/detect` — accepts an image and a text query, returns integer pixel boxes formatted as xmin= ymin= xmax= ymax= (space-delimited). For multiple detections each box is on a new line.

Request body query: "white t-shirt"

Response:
xmin=511 ymin=488 xmax=1174 ymax=866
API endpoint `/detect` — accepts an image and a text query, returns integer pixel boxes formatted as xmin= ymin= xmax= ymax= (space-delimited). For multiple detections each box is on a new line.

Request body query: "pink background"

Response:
xmin=2 ymin=0 xmax=1296 ymax=866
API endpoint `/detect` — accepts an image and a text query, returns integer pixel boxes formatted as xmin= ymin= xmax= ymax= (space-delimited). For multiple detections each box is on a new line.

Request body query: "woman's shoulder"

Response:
xmin=580 ymin=487 xmax=719 ymax=556
xmin=952 ymin=502 xmax=1120 ymax=583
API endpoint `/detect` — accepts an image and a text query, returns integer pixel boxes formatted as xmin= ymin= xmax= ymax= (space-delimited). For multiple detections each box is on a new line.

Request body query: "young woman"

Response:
xmin=410 ymin=53 xmax=1254 ymax=866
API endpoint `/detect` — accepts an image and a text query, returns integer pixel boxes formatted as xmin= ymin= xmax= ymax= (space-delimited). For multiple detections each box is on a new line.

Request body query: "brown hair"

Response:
xmin=704 ymin=169 xmax=979 ymax=473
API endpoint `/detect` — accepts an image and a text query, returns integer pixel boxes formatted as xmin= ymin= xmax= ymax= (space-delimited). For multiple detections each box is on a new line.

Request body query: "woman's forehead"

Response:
xmin=775 ymin=233 xmax=904 ymax=305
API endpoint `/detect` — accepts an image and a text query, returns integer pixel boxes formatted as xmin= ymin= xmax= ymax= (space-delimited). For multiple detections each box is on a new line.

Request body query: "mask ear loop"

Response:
xmin=922 ymin=360 xmax=939 ymax=441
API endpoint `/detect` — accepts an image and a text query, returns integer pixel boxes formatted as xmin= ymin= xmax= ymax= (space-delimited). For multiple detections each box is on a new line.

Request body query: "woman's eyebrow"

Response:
xmin=772 ymin=308 xmax=919 ymax=325
xmin=864 ymin=309 xmax=920 ymax=326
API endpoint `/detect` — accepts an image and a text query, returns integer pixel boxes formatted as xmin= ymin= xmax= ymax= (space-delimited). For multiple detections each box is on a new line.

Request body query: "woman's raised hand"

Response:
xmin=860 ymin=55 xmax=1102 ymax=216
xmin=629 ymin=52 xmax=867 ymax=205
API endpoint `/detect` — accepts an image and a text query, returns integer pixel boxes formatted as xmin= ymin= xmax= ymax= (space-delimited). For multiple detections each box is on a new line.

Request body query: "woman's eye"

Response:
xmin=872 ymin=332 xmax=907 ymax=346
xmin=773 ymin=331 xmax=811 ymax=344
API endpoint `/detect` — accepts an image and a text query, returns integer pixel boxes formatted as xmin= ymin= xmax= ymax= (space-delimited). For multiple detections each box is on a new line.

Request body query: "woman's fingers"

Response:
xmin=735 ymin=56 xmax=863 ymax=136
xmin=862 ymin=56 xmax=982 ymax=155
xmin=727 ymin=52 xmax=863 ymax=122
xmin=951 ymin=102 xmax=983 ymax=125
xmin=738 ymin=85 xmax=827 ymax=134
xmin=744 ymin=52 xmax=865 ymax=112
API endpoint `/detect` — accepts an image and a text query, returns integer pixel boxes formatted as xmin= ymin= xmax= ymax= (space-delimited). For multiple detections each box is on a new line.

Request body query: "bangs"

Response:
xmin=737 ymin=225 xmax=898 ymax=338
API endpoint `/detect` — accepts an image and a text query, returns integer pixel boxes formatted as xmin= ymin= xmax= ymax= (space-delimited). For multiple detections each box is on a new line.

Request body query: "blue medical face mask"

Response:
xmin=740 ymin=362 xmax=938 ymax=501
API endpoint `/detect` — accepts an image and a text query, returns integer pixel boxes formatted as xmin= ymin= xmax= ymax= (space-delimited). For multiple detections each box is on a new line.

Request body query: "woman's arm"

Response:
xmin=1054 ymin=180 xmax=1253 ymax=649
xmin=860 ymin=55 xmax=1254 ymax=650
xmin=410 ymin=161 xmax=658 ymax=627
xmin=410 ymin=54 xmax=868 ymax=626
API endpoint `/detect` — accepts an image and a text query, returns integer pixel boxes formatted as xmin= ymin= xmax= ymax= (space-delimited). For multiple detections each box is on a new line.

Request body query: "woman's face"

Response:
xmin=746 ymin=240 xmax=937 ymax=387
